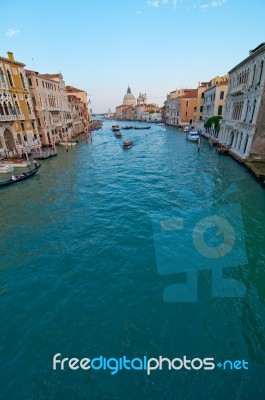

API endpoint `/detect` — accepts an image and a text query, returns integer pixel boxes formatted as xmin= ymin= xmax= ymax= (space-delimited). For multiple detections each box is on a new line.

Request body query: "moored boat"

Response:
xmin=187 ymin=130 xmax=200 ymax=142
xmin=59 ymin=141 xmax=77 ymax=146
xmin=115 ymin=131 xmax=123 ymax=138
xmin=123 ymin=140 xmax=133 ymax=149
xmin=112 ymin=125 xmax=120 ymax=131
xmin=0 ymin=165 xmax=14 ymax=173
xmin=0 ymin=164 xmax=41 ymax=187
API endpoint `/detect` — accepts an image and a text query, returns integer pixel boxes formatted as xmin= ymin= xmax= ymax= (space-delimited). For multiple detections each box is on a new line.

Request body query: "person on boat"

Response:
xmin=32 ymin=159 xmax=38 ymax=168
xmin=11 ymin=175 xmax=17 ymax=181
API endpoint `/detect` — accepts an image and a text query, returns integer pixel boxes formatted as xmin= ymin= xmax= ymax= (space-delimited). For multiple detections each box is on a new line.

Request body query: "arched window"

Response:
xmin=244 ymin=135 xmax=249 ymax=154
xmin=20 ymin=72 xmax=25 ymax=88
xmin=0 ymin=68 xmax=5 ymax=85
xmin=251 ymin=64 xmax=256 ymax=87
xmin=27 ymin=101 xmax=32 ymax=115
xmin=8 ymin=102 xmax=13 ymax=114
xmin=7 ymin=69 xmax=13 ymax=87
xmin=3 ymin=102 xmax=9 ymax=115
xmin=0 ymin=103 xmax=4 ymax=115
xmin=249 ymin=99 xmax=257 ymax=123
xmin=258 ymin=60 xmax=264 ymax=86
xmin=15 ymin=101 xmax=20 ymax=115
xmin=244 ymin=100 xmax=249 ymax=122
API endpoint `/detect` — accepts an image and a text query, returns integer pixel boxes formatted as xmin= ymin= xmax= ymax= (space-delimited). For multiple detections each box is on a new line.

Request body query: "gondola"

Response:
xmin=133 ymin=126 xmax=151 ymax=130
xmin=0 ymin=164 xmax=41 ymax=187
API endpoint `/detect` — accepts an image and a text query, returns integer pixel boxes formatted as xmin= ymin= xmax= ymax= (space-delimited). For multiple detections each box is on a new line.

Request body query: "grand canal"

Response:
xmin=1 ymin=121 xmax=265 ymax=399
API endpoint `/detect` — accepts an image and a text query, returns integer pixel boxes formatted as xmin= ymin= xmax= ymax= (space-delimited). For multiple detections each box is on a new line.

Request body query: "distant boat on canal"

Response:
xmin=112 ymin=125 xmax=120 ymax=131
xmin=115 ymin=131 xmax=123 ymax=138
xmin=133 ymin=126 xmax=151 ymax=130
xmin=123 ymin=140 xmax=133 ymax=149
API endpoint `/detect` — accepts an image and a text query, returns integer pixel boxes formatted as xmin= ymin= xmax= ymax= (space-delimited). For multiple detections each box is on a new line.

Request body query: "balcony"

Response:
xmin=0 ymin=114 xmax=16 ymax=121
xmin=229 ymin=84 xmax=248 ymax=96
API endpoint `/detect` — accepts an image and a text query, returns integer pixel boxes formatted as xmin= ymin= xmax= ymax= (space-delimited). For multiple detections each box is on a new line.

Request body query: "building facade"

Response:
xmin=202 ymin=76 xmax=228 ymax=124
xmin=218 ymin=43 xmax=265 ymax=160
xmin=26 ymin=71 xmax=72 ymax=146
xmin=67 ymin=95 xmax=86 ymax=137
xmin=0 ymin=52 xmax=40 ymax=158
xmin=175 ymin=89 xmax=198 ymax=126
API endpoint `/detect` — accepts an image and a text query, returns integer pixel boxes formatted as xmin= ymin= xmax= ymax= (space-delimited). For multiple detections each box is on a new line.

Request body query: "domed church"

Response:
xmin=123 ymin=86 xmax=136 ymax=106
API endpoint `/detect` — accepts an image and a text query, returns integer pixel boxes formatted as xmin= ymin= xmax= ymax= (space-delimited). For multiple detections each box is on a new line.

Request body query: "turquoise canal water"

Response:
xmin=0 ymin=121 xmax=265 ymax=399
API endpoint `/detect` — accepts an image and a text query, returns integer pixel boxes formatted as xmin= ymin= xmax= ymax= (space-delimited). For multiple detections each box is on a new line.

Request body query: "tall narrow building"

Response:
xmin=0 ymin=52 xmax=40 ymax=157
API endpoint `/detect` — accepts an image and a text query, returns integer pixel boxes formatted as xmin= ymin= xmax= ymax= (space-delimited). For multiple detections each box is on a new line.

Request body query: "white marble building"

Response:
xmin=218 ymin=43 xmax=265 ymax=160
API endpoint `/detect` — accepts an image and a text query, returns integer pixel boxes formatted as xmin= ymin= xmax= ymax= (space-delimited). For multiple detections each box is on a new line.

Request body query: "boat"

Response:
xmin=187 ymin=130 xmax=200 ymax=142
xmin=112 ymin=125 xmax=120 ymax=131
xmin=0 ymin=164 xmax=41 ymax=187
xmin=133 ymin=126 xmax=151 ymax=130
xmin=183 ymin=125 xmax=190 ymax=132
xmin=157 ymin=123 xmax=165 ymax=126
xmin=31 ymin=151 xmax=57 ymax=160
xmin=115 ymin=131 xmax=123 ymax=138
xmin=123 ymin=140 xmax=133 ymax=149
xmin=0 ymin=165 xmax=14 ymax=173
xmin=121 ymin=126 xmax=134 ymax=130
xmin=59 ymin=141 xmax=77 ymax=146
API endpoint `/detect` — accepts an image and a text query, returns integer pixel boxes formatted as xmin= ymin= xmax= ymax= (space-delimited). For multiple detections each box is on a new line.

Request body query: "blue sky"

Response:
xmin=1 ymin=0 xmax=264 ymax=113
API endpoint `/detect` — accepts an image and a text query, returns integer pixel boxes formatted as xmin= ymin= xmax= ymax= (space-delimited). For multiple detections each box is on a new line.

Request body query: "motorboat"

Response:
xmin=187 ymin=130 xmax=200 ymax=142
xmin=183 ymin=125 xmax=190 ymax=132
xmin=59 ymin=141 xmax=77 ymax=146
xmin=115 ymin=131 xmax=123 ymax=138
xmin=112 ymin=125 xmax=120 ymax=131
xmin=123 ymin=140 xmax=133 ymax=149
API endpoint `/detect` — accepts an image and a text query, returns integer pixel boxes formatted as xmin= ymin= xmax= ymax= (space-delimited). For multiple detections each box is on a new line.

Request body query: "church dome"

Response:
xmin=137 ymin=92 xmax=147 ymax=104
xmin=123 ymin=86 xmax=136 ymax=106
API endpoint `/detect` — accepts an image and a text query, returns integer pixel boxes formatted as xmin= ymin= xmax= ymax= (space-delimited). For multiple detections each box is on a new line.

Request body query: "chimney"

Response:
xmin=7 ymin=52 xmax=14 ymax=61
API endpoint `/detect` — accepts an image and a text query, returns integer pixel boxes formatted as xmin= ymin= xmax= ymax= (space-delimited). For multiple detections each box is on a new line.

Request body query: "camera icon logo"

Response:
xmin=151 ymin=202 xmax=247 ymax=302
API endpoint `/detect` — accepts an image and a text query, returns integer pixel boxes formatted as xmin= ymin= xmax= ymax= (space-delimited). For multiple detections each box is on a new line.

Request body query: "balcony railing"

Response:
xmin=0 ymin=114 xmax=16 ymax=121
xmin=229 ymin=84 xmax=248 ymax=96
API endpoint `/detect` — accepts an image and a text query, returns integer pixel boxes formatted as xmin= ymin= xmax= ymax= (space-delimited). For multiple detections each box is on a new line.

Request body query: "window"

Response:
xmin=24 ymin=135 xmax=27 ymax=141
xmin=21 ymin=122 xmax=25 ymax=131
xmin=186 ymin=100 xmax=188 ymax=107
xmin=251 ymin=64 xmax=256 ymax=87
xmin=32 ymin=96 xmax=36 ymax=106
xmin=7 ymin=69 xmax=13 ymax=86
xmin=14 ymin=101 xmax=20 ymax=115
xmin=28 ymin=78 xmax=32 ymax=87
xmin=20 ymin=73 xmax=25 ymax=88
xmin=200 ymin=106 xmax=203 ymax=112
xmin=0 ymin=68 xmax=5 ymax=85
xmin=249 ymin=99 xmax=257 ymax=123
xmin=32 ymin=121 xmax=35 ymax=129
xmin=36 ymin=79 xmax=38 ymax=86
xmin=220 ymin=91 xmax=224 ymax=100
xmin=218 ymin=105 xmax=223 ymax=116
xmin=201 ymin=92 xmax=204 ymax=98
xmin=34 ymin=133 xmax=37 ymax=139
xmin=258 ymin=60 xmax=264 ymax=86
